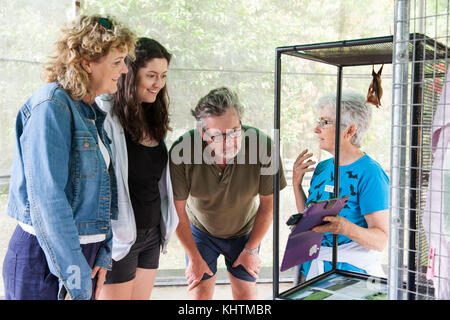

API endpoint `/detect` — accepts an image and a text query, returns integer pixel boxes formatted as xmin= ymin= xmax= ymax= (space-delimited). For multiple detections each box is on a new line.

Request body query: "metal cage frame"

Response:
xmin=272 ymin=30 xmax=449 ymax=299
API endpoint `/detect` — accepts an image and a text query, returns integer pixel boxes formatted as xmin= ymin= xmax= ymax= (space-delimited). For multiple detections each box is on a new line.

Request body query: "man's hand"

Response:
xmin=185 ymin=258 xmax=214 ymax=291
xmin=232 ymin=249 xmax=261 ymax=279
xmin=312 ymin=216 xmax=350 ymax=235
xmin=92 ymin=266 xmax=108 ymax=300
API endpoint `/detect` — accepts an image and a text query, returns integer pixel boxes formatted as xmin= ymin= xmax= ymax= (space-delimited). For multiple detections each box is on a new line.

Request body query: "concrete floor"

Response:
xmin=150 ymin=282 xmax=293 ymax=300
xmin=0 ymin=282 xmax=292 ymax=300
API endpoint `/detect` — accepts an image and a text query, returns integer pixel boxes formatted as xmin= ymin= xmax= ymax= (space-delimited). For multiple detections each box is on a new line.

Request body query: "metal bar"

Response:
xmin=278 ymin=270 xmax=336 ymax=299
xmin=407 ymin=30 xmax=422 ymax=300
xmin=332 ymin=66 xmax=343 ymax=270
xmin=336 ymin=269 xmax=388 ymax=283
xmin=417 ymin=0 xmax=425 ymax=34
xmin=276 ymin=36 xmax=394 ymax=54
xmin=272 ymin=49 xmax=282 ymax=300
xmin=0 ymin=58 xmax=40 ymax=64
xmin=73 ymin=0 xmax=81 ymax=17
xmin=389 ymin=0 xmax=410 ymax=301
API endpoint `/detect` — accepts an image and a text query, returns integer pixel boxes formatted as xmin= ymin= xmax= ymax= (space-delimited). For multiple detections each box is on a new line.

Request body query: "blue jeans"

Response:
xmin=2 ymin=225 xmax=103 ymax=300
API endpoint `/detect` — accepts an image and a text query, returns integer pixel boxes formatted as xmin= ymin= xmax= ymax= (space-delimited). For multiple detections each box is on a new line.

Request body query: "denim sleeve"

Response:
xmin=94 ymin=225 xmax=113 ymax=270
xmin=21 ymin=99 xmax=93 ymax=300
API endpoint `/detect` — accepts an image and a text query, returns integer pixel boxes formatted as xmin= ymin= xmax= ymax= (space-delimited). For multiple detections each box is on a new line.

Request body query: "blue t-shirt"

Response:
xmin=305 ymin=154 xmax=389 ymax=246
xmin=300 ymin=154 xmax=389 ymax=277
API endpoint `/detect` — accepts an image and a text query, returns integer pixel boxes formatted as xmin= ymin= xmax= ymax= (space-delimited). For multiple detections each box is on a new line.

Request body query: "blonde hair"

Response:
xmin=42 ymin=15 xmax=137 ymax=101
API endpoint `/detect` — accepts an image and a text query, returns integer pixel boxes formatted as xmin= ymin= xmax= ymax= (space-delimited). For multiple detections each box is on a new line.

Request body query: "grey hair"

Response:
xmin=317 ymin=90 xmax=372 ymax=147
xmin=191 ymin=87 xmax=244 ymax=126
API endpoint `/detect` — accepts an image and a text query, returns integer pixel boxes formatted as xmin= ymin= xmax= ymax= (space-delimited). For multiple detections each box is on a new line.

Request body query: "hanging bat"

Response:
xmin=366 ymin=64 xmax=384 ymax=108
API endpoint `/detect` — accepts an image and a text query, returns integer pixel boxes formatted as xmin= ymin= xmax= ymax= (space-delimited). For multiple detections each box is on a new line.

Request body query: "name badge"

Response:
xmin=324 ymin=185 xmax=334 ymax=193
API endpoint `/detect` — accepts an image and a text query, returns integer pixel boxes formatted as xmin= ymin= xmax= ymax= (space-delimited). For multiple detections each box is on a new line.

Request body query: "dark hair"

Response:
xmin=113 ymin=37 xmax=171 ymax=142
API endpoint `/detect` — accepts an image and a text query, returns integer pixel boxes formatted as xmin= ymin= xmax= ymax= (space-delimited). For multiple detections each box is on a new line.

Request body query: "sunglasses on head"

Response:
xmin=89 ymin=17 xmax=113 ymax=38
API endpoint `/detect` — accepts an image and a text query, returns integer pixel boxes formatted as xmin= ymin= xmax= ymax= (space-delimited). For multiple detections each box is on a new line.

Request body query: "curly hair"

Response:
xmin=42 ymin=14 xmax=137 ymax=101
xmin=113 ymin=37 xmax=172 ymax=142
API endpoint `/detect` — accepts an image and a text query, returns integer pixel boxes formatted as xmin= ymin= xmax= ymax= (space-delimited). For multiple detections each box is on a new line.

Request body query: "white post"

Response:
xmin=389 ymin=0 xmax=410 ymax=301
xmin=73 ymin=0 xmax=81 ymax=18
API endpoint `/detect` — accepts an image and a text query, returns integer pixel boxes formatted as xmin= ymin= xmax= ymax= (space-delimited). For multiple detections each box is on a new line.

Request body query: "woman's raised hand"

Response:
xmin=292 ymin=149 xmax=316 ymax=187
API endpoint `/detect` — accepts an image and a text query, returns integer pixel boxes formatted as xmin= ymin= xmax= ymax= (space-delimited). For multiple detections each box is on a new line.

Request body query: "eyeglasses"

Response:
xmin=317 ymin=119 xmax=335 ymax=128
xmin=203 ymin=122 xmax=243 ymax=142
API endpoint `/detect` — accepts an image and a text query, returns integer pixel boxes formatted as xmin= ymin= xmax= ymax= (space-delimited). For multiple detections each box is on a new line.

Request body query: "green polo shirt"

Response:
xmin=169 ymin=125 xmax=287 ymax=239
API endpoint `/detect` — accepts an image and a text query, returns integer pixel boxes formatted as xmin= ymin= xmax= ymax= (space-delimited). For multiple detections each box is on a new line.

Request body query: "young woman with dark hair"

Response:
xmin=95 ymin=37 xmax=178 ymax=300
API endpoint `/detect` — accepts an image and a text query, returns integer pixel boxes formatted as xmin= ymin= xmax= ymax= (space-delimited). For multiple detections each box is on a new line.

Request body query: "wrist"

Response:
xmin=341 ymin=218 xmax=353 ymax=237
xmin=293 ymin=183 xmax=304 ymax=194
xmin=188 ymin=251 xmax=204 ymax=263
xmin=243 ymin=246 xmax=259 ymax=255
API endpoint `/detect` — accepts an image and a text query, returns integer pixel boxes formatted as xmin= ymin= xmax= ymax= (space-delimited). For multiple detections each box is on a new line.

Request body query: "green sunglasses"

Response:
xmin=89 ymin=17 xmax=113 ymax=37
xmin=97 ymin=17 xmax=112 ymax=30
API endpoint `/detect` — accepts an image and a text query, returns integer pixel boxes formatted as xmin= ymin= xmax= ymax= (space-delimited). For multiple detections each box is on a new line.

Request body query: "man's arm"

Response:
xmin=244 ymin=194 xmax=273 ymax=250
xmin=232 ymin=194 xmax=273 ymax=279
xmin=174 ymin=200 xmax=213 ymax=290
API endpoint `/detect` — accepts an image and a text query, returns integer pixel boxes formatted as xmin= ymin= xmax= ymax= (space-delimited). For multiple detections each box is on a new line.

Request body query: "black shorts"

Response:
xmin=105 ymin=225 xmax=161 ymax=284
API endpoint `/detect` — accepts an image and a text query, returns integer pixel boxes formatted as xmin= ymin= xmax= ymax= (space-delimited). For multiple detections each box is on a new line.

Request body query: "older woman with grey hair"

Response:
xmin=292 ymin=90 xmax=389 ymax=280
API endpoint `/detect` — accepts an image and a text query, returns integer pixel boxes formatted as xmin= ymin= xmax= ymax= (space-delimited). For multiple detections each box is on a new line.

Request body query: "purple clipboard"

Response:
xmin=280 ymin=196 xmax=349 ymax=272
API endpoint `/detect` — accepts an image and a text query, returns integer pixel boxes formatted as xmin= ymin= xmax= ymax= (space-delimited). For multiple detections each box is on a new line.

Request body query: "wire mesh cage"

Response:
xmin=390 ymin=0 xmax=449 ymax=300
xmin=274 ymin=36 xmax=396 ymax=301
xmin=273 ymin=0 xmax=450 ymax=301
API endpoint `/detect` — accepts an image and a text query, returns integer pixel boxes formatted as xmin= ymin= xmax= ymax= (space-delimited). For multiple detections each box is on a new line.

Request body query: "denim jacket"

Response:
xmin=7 ymin=82 xmax=118 ymax=300
xmin=95 ymin=95 xmax=178 ymax=261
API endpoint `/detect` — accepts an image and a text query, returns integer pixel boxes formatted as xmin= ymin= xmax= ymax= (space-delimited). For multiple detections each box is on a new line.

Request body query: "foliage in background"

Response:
xmin=0 ymin=0 xmax=397 ymax=178
xmin=0 ymin=0 xmax=402 ymax=273
xmin=81 ymin=0 xmax=396 ymax=157
xmin=0 ymin=0 xmax=75 ymax=177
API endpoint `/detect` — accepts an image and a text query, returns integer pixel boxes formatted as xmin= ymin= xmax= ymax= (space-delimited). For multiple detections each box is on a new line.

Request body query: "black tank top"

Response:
xmin=125 ymin=133 xmax=168 ymax=230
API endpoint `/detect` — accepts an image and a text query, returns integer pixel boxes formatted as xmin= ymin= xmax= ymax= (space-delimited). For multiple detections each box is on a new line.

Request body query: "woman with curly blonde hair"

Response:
xmin=2 ymin=14 xmax=136 ymax=300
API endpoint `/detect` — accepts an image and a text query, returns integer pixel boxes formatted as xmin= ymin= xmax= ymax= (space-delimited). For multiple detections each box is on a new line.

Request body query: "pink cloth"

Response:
xmin=423 ymin=68 xmax=450 ymax=299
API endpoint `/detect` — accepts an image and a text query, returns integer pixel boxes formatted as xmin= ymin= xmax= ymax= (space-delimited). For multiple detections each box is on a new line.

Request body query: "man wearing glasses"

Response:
xmin=169 ymin=87 xmax=286 ymax=299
